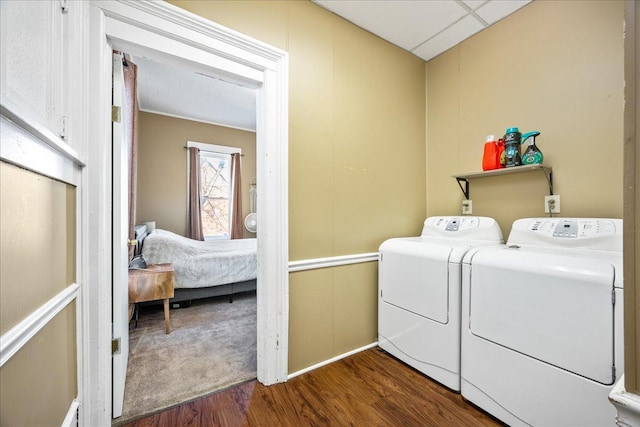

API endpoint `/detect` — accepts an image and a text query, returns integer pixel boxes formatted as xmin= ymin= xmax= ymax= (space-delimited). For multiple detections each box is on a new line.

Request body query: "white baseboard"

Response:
xmin=287 ymin=342 xmax=378 ymax=380
xmin=609 ymin=376 xmax=640 ymax=427
xmin=61 ymin=399 xmax=79 ymax=427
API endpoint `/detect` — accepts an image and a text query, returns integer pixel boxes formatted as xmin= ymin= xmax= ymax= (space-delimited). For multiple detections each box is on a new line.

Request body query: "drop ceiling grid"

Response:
xmin=312 ymin=0 xmax=531 ymax=61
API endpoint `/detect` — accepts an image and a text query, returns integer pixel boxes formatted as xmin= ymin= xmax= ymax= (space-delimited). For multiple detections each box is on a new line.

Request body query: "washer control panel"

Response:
xmin=508 ymin=218 xmax=622 ymax=250
xmin=526 ymin=218 xmax=616 ymax=239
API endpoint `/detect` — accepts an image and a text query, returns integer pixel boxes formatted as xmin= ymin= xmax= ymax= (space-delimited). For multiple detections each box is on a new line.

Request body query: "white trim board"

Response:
xmin=0 ymin=283 xmax=79 ymax=367
xmin=61 ymin=399 xmax=80 ymax=427
xmin=288 ymin=253 xmax=379 ymax=273
xmin=609 ymin=376 xmax=640 ymax=427
xmin=0 ymin=115 xmax=80 ymax=187
xmin=287 ymin=342 xmax=379 ymax=380
xmin=0 ymin=99 xmax=85 ymax=167
xmin=84 ymin=1 xmax=288 ymax=424
xmin=187 ymin=140 xmax=241 ymax=155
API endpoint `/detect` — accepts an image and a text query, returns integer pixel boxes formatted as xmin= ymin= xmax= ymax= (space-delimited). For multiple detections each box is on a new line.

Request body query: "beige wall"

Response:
xmin=426 ymin=0 xmax=624 ymax=235
xmin=169 ymin=0 xmax=427 ymax=372
xmin=0 ymin=161 xmax=77 ymax=425
xmin=137 ymin=112 xmax=257 ymax=238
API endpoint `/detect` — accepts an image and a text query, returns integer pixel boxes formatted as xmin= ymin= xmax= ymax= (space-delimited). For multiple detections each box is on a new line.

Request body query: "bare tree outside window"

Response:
xmin=199 ymin=151 xmax=232 ymax=239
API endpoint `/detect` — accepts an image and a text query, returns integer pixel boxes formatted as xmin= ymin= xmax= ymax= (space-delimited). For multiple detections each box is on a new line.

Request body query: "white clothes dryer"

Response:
xmin=461 ymin=218 xmax=624 ymax=426
xmin=378 ymin=216 xmax=503 ymax=391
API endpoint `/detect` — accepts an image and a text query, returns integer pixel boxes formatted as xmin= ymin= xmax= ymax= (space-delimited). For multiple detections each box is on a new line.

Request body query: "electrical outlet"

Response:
xmin=461 ymin=199 xmax=473 ymax=215
xmin=544 ymin=195 xmax=561 ymax=213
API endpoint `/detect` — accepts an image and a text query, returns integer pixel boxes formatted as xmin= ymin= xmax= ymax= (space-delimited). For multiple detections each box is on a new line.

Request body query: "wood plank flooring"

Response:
xmin=121 ymin=348 xmax=502 ymax=427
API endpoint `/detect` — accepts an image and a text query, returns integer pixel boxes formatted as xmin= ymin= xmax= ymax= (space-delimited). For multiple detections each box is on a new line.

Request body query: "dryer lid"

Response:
xmin=380 ymin=240 xmax=451 ymax=324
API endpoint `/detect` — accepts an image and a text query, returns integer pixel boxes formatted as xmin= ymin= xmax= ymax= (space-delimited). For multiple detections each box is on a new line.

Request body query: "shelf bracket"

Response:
xmin=542 ymin=168 xmax=553 ymax=195
xmin=456 ymin=177 xmax=470 ymax=200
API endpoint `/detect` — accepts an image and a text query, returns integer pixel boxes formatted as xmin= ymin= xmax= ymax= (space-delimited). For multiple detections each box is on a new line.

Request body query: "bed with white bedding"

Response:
xmin=141 ymin=229 xmax=257 ymax=302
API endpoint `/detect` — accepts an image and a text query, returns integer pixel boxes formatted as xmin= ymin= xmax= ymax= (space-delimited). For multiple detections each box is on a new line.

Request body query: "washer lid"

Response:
xmin=469 ymin=247 xmax=616 ymax=385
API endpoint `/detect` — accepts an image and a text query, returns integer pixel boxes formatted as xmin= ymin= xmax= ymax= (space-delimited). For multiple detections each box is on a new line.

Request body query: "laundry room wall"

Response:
xmin=168 ymin=0 xmax=427 ymax=373
xmin=136 ymin=112 xmax=257 ymax=239
xmin=0 ymin=162 xmax=77 ymax=425
xmin=425 ymin=0 xmax=624 ymax=236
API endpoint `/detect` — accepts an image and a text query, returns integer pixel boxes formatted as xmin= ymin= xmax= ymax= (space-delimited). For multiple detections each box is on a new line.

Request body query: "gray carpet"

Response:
xmin=116 ymin=291 xmax=257 ymax=424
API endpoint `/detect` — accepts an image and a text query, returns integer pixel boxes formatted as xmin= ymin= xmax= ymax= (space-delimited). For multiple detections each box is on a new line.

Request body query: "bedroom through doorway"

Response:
xmin=114 ymin=50 xmax=260 ymax=424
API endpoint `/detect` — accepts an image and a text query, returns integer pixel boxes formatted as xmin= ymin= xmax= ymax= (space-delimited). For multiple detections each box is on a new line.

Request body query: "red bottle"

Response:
xmin=482 ymin=135 xmax=500 ymax=171
xmin=498 ymin=138 xmax=506 ymax=168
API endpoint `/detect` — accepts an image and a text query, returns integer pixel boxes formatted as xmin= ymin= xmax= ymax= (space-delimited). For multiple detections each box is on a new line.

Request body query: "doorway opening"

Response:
xmin=84 ymin=2 xmax=289 ymax=424
xmin=115 ymin=51 xmax=260 ymax=422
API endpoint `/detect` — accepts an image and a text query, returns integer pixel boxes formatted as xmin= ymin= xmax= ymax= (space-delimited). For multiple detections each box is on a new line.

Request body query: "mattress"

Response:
xmin=141 ymin=229 xmax=257 ymax=289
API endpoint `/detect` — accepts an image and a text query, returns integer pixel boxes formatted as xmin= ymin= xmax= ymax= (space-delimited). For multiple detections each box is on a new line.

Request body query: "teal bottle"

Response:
xmin=521 ymin=131 xmax=543 ymax=165
xmin=503 ymin=127 xmax=522 ymax=167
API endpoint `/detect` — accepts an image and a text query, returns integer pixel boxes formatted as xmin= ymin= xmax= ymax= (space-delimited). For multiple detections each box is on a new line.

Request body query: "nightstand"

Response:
xmin=128 ymin=263 xmax=175 ymax=334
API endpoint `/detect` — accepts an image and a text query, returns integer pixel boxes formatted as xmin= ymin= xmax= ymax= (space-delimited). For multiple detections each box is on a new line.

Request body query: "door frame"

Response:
xmin=82 ymin=1 xmax=289 ymax=424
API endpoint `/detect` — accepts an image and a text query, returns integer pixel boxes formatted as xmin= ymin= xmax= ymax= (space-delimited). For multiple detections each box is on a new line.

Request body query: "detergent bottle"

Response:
xmin=497 ymin=138 xmax=506 ymax=168
xmin=521 ymin=131 xmax=543 ymax=165
xmin=482 ymin=135 xmax=500 ymax=171
xmin=503 ymin=127 xmax=522 ymax=167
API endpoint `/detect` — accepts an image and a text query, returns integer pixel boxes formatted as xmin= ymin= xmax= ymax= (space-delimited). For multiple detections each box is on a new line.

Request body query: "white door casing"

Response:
xmin=83 ymin=1 xmax=289 ymax=425
xmin=111 ymin=52 xmax=130 ymax=418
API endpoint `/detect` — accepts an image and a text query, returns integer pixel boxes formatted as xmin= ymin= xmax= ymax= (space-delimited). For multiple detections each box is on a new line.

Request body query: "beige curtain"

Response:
xmin=188 ymin=147 xmax=204 ymax=240
xmin=123 ymin=57 xmax=138 ymax=261
xmin=230 ymin=153 xmax=243 ymax=239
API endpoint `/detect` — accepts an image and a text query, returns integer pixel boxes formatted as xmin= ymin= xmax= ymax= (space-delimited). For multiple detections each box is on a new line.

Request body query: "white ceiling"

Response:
xmin=134 ymin=0 xmax=531 ymax=131
xmin=133 ymin=55 xmax=257 ymax=132
xmin=312 ymin=0 xmax=532 ymax=61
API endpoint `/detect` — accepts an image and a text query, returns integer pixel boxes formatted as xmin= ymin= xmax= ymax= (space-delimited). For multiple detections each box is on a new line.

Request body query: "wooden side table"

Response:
xmin=128 ymin=263 xmax=175 ymax=334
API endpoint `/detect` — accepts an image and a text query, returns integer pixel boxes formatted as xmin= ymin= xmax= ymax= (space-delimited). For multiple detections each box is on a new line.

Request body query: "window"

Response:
xmin=188 ymin=142 xmax=240 ymax=240
xmin=199 ymin=151 xmax=232 ymax=239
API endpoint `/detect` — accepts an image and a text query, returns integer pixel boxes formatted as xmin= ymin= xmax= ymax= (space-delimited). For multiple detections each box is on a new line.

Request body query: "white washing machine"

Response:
xmin=461 ymin=218 xmax=624 ymax=426
xmin=378 ymin=216 xmax=503 ymax=391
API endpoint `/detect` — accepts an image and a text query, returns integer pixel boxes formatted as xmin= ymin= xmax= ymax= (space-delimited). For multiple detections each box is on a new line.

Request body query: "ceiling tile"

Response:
xmin=412 ymin=14 xmax=485 ymax=61
xmin=313 ymin=0 xmax=467 ymax=51
xmin=475 ymin=0 xmax=531 ymax=25
xmin=462 ymin=0 xmax=489 ymax=11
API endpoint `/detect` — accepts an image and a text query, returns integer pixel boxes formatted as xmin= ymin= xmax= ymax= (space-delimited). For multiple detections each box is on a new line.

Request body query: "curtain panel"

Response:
xmin=230 ymin=153 xmax=243 ymax=239
xmin=188 ymin=147 xmax=205 ymax=241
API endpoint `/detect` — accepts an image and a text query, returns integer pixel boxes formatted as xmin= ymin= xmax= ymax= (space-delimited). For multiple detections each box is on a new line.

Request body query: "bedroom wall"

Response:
xmin=168 ymin=0 xmax=427 ymax=373
xmin=136 ymin=112 xmax=257 ymax=239
xmin=425 ymin=0 xmax=625 ymax=234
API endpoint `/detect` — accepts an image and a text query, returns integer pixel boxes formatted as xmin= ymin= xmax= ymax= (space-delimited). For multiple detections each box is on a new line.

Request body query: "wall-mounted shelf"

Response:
xmin=453 ymin=164 xmax=553 ymax=199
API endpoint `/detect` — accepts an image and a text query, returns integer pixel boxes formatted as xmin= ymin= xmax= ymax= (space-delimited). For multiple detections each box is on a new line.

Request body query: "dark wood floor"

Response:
xmin=121 ymin=348 xmax=502 ymax=427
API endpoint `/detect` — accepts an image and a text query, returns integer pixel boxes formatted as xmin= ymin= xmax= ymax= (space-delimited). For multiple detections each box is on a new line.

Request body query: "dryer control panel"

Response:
xmin=509 ymin=218 xmax=622 ymax=251
xmin=421 ymin=216 xmax=503 ymax=241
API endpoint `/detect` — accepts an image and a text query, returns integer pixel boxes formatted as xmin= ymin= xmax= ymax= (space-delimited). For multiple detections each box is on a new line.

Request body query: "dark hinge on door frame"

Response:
xmin=112 ymin=106 xmax=122 ymax=123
